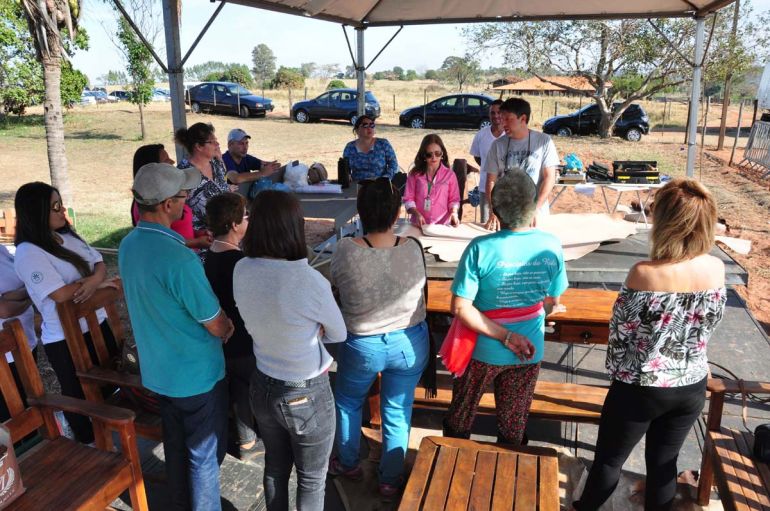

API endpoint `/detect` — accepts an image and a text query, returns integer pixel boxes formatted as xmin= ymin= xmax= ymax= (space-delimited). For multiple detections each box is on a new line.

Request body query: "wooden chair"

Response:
xmin=0 ymin=209 xmax=15 ymax=243
xmin=697 ymin=378 xmax=770 ymax=510
xmin=56 ymin=282 xmax=162 ymax=449
xmin=0 ymin=318 xmax=148 ymax=510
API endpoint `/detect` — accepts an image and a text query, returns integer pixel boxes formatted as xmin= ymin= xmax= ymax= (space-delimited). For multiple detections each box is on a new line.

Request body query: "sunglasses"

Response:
xmin=360 ymin=123 xmax=376 ymax=129
xmin=424 ymin=150 xmax=443 ymax=159
xmin=50 ymin=201 xmax=64 ymax=213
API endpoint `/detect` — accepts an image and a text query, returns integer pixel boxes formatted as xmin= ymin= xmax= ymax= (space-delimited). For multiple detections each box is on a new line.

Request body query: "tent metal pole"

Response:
xmin=356 ymin=27 xmax=365 ymax=117
xmin=686 ymin=16 xmax=705 ymax=178
xmin=162 ymin=0 xmax=187 ymax=161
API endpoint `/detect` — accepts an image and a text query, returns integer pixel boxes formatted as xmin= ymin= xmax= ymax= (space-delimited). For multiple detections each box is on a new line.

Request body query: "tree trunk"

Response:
xmin=138 ymin=101 xmax=146 ymax=140
xmin=41 ymin=52 xmax=72 ymax=206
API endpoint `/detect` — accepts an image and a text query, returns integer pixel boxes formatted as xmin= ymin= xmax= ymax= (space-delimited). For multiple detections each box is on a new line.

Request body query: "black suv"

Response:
xmin=542 ymin=103 xmax=650 ymax=142
xmin=291 ymin=88 xmax=380 ymax=125
xmin=399 ymin=93 xmax=494 ymax=130
xmin=187 ymin=82 xmax=274 ymax=118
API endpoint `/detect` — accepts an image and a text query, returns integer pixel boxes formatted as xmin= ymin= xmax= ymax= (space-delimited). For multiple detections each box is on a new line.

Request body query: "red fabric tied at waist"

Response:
xmin=438 ymin=302 xmax=544 ymax=377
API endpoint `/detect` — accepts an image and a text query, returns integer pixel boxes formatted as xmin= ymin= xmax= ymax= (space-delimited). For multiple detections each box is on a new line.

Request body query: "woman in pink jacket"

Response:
xmin=403 ymin=134 xmax=461 ymax=227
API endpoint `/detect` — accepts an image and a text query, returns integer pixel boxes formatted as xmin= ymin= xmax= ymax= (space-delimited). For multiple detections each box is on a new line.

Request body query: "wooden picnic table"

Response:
xmin=399 ymin=436 xmax=559 ymax=511
xmin=427 ymin=283 xmax=617 ymax=345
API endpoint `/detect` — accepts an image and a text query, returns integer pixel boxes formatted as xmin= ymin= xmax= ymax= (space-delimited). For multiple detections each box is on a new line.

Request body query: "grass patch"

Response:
xmin=74 ymin=213 xmax=132 ymax=249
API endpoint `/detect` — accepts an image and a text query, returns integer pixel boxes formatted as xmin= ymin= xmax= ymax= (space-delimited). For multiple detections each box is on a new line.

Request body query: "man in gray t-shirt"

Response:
xmin=483 ymin=98 xmax=560 ymax=230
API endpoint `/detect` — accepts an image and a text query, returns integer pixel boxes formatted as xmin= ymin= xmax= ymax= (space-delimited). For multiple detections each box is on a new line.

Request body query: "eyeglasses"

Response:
xmin=243 ymin=212 xmax=249 ymax=220
xmin=360 ymin=123 xmax=376 ymax=129
xmin=424 ymin=150 xmax=443 ymax=159
xmin=50 ymin=201 xmax=64 ymax=213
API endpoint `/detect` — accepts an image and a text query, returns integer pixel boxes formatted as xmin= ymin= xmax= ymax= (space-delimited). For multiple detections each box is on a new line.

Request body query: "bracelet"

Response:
xmin=502 ymin=331 xmax=513 ymax=347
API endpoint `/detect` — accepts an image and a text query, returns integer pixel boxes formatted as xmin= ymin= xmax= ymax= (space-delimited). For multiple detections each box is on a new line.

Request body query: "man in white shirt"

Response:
xmin=484 ymin=98 xmax=560 ymax=230
xmin=470 ymin=99 xmax=504 ymax=223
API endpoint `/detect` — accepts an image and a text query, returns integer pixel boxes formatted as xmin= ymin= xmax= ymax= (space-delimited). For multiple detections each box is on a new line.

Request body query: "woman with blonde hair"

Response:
xmin=572 ymin=178 xmax=726 ymax=511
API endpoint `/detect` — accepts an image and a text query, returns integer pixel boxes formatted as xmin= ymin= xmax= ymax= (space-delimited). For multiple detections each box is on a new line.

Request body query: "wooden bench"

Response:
xmin=0 ymin=319 xmax=148 ymax=510
xmin=0 ymin=209 xmax=14 ymax=243
xmin=697 ymin=379 xmax=770 ymax=510
xmin=399 ymin=436 xmax=559 ymax=510
xmin=56 ymin=283 xmax=163 ymax=447
xmin=368 ymin=286 xmax=615 ymax=431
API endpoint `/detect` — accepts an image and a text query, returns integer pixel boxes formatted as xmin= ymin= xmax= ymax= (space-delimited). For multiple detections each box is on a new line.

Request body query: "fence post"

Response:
xmin=289 ymin=89 xmax=293 ymax=123
xmin=393 ymin=94 xmax=396 ymax=112
xmin=661 ymin=97 xmax=667 ymax=136
xmin=729 ymin=100 xmax=744 ymax=166
xmin=554 ymin=101 xmax=558 ymax=116
xmin=541 ymin=99 xmax=544 ymax=118
xmin=700 ymin=96 xmax=710 ymax=150
xmin=304 ymin=87 xmax=307 ymax=100
xmin=684 ymin=99 xmax=692 ymax=144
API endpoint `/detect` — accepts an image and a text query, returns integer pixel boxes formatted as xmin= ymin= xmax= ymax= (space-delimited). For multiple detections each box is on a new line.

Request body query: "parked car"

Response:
xmin=108 ymin=90 xmax=130 ymax=101
xmin=79 ymin=94 xmax=97 ymax=106
xmin=291 ymin=88 xmax=380 ymax=125
xmin=187 ymin=81 xmax=274 ymax=117
xmin=399 ymin=93 xmax=494 ymax=130
xmin=542 ymin=103 xmax=650 ymax=142
xmin=82 ymin=90 xmax=115 ymax=103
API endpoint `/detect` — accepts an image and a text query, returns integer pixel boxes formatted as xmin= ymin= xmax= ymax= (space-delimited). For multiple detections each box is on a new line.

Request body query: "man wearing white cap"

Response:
xmin=222 ymin=128 xmax=281 ymax=186
xmin=119 ymin=162 xmax=234 ymax=511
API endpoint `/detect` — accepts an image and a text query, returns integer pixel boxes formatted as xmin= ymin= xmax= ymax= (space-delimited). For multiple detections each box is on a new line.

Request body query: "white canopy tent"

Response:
xmin=149 ymin=0 xmax=736 ymax=176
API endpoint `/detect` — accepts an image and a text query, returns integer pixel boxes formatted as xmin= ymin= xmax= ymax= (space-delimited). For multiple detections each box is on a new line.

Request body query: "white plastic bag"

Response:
xmin=283 ymin=161 xmax=309 ymax=188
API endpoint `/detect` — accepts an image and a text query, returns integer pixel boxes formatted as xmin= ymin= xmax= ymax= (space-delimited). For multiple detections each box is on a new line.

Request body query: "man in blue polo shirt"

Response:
xmin=222 ymin=128 xmax=281 ymax=186
xmin=119 ymin=162 xmax=234 ymax=511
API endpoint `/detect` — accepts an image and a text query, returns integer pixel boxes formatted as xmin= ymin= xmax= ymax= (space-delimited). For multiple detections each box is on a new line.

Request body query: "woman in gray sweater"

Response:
xmin=329 ymin=177 xmax=429 ymax=498
xmin=233 ymin=190 xmax=346 ymax=511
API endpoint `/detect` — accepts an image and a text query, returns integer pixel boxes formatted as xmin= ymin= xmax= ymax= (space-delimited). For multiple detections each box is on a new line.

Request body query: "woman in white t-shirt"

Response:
xmin=14 ymin=182 xmax=118 ymax=443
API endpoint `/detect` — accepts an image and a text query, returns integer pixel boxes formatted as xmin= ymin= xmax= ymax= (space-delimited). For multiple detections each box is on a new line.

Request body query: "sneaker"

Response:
xmin=378 ymin=482 xmax=400 ymax=499
xmin=328 ymin=457 xmax=364 ymax=481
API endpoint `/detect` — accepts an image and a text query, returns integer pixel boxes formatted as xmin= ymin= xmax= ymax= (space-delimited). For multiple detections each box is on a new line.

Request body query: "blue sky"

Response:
xmin=72 ymin=0 xmax=770 ymax=85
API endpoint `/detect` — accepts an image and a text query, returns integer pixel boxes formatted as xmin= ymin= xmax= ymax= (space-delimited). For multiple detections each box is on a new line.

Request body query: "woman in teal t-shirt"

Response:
xmin=443 ymin=169 xmax=568 ymax=444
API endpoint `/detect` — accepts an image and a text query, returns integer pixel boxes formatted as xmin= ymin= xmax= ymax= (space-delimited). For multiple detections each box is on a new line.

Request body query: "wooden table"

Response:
xmin=428 ymin=282 xmax=617 ymax=345
xmin=399 ymin=436 xmax=559 ymax=511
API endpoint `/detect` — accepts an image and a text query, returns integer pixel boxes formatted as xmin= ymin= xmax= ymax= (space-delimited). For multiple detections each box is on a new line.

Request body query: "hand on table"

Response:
xmin=450 ymin=213 xmax=460 ymax=227
xmin=484 ymin=213 xmax=500 ymax=231
xmin=415 ymin=213 xmax=426 ymax=227
xmin=262 ymin=161 xmax=281 ymax=176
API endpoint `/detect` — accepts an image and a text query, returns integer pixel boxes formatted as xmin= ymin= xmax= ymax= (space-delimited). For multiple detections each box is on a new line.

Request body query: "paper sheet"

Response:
xmin=715 ymin=235 xmax=752 ymax=255
xmin=396 ymin=213 xmax=637 ymax=262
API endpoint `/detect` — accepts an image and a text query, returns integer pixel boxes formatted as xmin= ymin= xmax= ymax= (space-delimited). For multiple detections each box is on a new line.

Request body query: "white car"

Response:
xmin=79 ymin=94 xmax=97 ymax=106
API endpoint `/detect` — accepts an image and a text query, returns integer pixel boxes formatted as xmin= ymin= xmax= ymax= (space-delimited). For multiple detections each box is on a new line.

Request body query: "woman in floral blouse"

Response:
xmin=175 ymin=122 xmax=231 ymax=231
xmin=342 ymin=115 xmax=399 ymax=181
xmin=572 ymin=178 xmax=726 ymax=511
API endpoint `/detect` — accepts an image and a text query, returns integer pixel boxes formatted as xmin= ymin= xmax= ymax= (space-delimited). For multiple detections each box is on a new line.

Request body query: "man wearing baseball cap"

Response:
xmin=222 ymin=128 xmax=281 ymax=186
xmin=119 ymin=162 xmax=234 ymax=510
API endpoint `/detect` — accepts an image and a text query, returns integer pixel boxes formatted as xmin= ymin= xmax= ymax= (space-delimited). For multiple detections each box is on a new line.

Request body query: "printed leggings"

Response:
xmin=574 ymin=378 xmax=707 ymax=511
xmin=443 ymin=359 xmax=540 ymax=444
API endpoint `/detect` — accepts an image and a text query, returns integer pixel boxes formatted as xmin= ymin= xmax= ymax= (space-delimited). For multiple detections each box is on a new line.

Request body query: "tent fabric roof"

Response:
xmin=493 ymin=76 xmax=610 ymax=92
xmin=225 ymin=0 xmax=735 ymax=27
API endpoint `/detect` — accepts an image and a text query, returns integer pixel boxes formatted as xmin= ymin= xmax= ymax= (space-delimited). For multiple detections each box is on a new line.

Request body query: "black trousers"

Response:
xmin=43 ymin=321 xmax=118 ymax=443
xmin=574 ymin=378 xmax=707 ymax=511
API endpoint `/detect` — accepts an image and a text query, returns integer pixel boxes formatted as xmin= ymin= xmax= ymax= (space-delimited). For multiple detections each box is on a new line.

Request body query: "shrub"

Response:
xmin=326 ymin=79 xmax=346 ymax=90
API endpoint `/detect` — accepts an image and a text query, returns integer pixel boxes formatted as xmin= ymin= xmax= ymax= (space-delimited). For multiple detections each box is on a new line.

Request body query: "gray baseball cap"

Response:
xmin=227 ymin=128 xmax=250 ymax=143
xmin=132 ymin=163 xmax=201 ymax=205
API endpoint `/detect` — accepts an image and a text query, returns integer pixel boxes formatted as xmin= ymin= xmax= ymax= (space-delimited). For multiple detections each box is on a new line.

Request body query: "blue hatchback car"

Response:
xmin=291 ymin=88 xmax=380 ymax=125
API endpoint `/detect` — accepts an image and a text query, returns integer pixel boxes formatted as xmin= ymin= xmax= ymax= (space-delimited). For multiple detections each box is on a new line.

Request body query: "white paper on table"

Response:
xmin=396 ymin=214 xmax=637 ymax=263
xmin=574 ymin=183 xmax=597 ymax=197
xmin=715 ymin=235 xmax=751 ymax=255
xmin=292 ymin=183 xmax=343 ymax=194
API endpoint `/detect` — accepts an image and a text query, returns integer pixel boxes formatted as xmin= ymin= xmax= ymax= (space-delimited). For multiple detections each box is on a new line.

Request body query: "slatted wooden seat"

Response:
xmin=0 ymin=319 xmax=147 ymax=510
xmin=698 ymin=379 xmax=770 ymax=510
xmin=399 ymin=436 xmax=559 ymax=510
xmin=56 ymin=282 xmax=162 ymax=447
xmin=0 ymin=209 xmax=15 ymax=243
xmin=412 ymin=374 xmax=607 ymax=424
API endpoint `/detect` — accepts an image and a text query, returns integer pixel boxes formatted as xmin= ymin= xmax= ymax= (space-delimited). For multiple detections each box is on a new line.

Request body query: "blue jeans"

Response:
xmin=334 ymin=321 xmax=429 ymax=484
xmin=250 ymin=369 xmax=335 ymax=511
xmin=158 ymin=377 xmax=228 ymax=511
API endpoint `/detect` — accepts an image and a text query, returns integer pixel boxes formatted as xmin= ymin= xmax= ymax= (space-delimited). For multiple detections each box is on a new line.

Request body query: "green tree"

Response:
xmin=103 ymin=69 xmax=127 ymax=85
xmin=464 ymin=11 xmax=770 ymax=138
xmin=0 ymin=0 xmax=41 ymax=116
xmin=392 ymin=66 xmax=405 ymax=80
xmin=251 ymin=44 xmax=276 ymax=84
xmin=116 ymin=17 xmax=154 ymax=140
xmin=203 ymin=64 xmax=255 ymax=87
xmin=18 ymin=0 xmax=88 ymax=204
xmin=405 ymin=69 xmax=418 ymax=81
xmin=424 ymin=69 xmax=438 ymax=80
xmin=271 ymin=66 xmax=304 ymax=89
xmin=327 ymin=79 xmax=346 ymax=90
xmin=60 ymin=62 xmax=88 ymax=107
xmin=300 ymin=62 xmax=316 ymax=78
xmin=440 ymin=56 xmax=480 ymax=92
